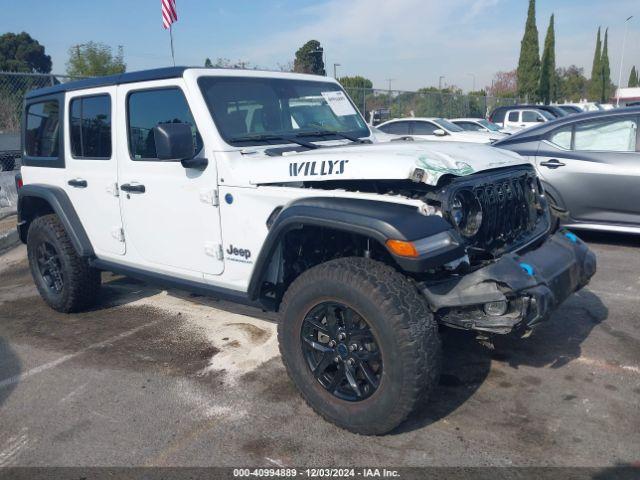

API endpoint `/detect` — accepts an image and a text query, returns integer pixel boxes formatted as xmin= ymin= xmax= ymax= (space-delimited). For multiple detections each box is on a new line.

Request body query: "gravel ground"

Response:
xmin=0 ymin=232 xmax=638 ymax=469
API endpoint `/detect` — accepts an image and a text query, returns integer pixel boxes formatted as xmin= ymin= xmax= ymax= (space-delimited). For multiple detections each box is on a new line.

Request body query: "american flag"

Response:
xmin=162 ymin=0 xmax=178 ymax=29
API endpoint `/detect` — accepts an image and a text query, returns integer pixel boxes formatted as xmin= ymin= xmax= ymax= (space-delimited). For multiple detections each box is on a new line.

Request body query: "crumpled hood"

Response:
xmin=243 ymin=140 xmax=528 ymax=186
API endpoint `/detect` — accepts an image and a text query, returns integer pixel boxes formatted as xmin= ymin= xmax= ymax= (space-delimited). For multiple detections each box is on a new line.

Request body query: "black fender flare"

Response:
xmin=17 ymin=184 xmax=94 ymax=258
xmin=247 ymin=196 xmax=463 ymax=300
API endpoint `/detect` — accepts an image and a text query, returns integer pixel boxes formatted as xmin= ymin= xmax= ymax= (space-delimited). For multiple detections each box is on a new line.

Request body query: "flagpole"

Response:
xmin=169 ymin=24 xmax=176 ymax=67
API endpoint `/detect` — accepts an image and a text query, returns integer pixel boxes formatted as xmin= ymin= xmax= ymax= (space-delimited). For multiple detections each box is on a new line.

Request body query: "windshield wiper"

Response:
xmin=228 ymin=133 xmax=319 ymax=149
xmin=295 ymin=130 xmax=371 ymax=144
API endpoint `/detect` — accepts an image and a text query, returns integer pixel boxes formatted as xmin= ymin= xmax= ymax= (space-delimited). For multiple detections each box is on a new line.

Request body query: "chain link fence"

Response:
xmin=0 ymin=72 xmax=87 ymax=171
xmin=342 ymin=87 xmax=521 ymax=125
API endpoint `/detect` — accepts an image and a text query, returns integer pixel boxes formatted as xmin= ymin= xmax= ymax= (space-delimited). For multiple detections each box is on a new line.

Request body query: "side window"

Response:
xmin=70 ymin=95 xmax=111 ymax=159
xmin=549 ymin=127 xmax=572 ymax=150
xmin=574 ymin=117 xmax=638 ymax=152
xmin=507 ymin=111 xmax=519 ymax=122
xmin=25 ymin=100 xmax=60 ymax=158
xmin=127 ymin=87 xmax=202 ymax=160
xmin=491 ymin=109 xmax=506 ymax=124
xmin=522 ymin=111 xmax=542 ymax=123
xmin=458 ymin=122 xmax=482 ymax=131
xmin=379 ymin=122 xmax=410 ymax=135
xmin=411 ymin=121 xmax=437 ymax=135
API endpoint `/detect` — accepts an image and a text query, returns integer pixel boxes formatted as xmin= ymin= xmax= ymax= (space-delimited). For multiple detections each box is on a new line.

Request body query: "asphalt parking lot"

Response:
xmin=0 ymin=232 xmax=639 ymax=468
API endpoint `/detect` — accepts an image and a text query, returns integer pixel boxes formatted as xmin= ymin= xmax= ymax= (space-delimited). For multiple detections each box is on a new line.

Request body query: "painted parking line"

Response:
xmin=575 ymin=356 xmax=640 ymax=375
xmin=0 ymin=319 xmax=164 ymax=390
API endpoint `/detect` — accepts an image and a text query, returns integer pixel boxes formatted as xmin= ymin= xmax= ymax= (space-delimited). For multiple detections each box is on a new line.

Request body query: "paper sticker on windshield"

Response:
xmin=321 ymin=91 xmax=357 ymax=116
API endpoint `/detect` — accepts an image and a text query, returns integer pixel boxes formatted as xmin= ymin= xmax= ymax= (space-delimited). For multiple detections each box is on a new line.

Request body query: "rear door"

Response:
xmin=503 ymin=110 xmax=521 ymax=129
xmin=64 ymin=87 xmax=124 ymax=256
xmin=116 ymin=80 xmax=224 ymax=279
xmin=537 ymin=115 xmax=640 ymax=225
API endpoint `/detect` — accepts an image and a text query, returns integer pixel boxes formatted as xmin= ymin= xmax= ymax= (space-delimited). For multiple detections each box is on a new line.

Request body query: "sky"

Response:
xmin=1 ymin=0 xmax=639 ymax=92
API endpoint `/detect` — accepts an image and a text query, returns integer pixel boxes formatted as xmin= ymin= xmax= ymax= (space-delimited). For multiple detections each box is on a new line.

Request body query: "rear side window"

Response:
xmin=507 ymin=111 xmax=519 ymax=122
xmin=70 ymin=95 xmax=111 ymax=159
xmin=574 ymin=118 xmax=638 ymax=152
xmin=379 ymin=122 xmax=410 ymax=135
xmin=127 ymin=87 xmax=202 ymax=160
xmin=25 ymin=100 xmax=60 ymax=158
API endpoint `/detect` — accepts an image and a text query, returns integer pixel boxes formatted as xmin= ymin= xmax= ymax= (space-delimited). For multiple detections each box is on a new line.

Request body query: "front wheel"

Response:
xmin=278 ymin=257 xmax=441 ymax=435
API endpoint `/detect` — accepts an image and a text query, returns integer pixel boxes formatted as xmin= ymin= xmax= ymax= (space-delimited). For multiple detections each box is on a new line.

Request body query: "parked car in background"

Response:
xmin=495 ymin=107 xmax=640 ymax=234
xmin=0 ymin=132 xmax=21 ymax=171
xmin=555 ymin=105 xmax=583 ymax=115
xmin=450 ymin=118 xmax=513 ymax=136
xmin=377 ymin=118 xmax=500 ymax=143
xmin=501 ymin=108 xmax=557 ymax=130
xmin=489 ymin=104 xmax=567 ymax=127
xmin=369 ymin=126 xmax=410 ymax=142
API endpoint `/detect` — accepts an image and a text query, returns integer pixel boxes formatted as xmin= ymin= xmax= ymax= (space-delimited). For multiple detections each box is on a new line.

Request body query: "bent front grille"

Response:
xmin=446 ymin=166 xmax=546 ymax=258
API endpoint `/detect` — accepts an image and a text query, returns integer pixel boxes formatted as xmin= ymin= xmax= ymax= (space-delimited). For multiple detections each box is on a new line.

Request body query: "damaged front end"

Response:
xmin=420 ymin=230 xmax=596 ymax=335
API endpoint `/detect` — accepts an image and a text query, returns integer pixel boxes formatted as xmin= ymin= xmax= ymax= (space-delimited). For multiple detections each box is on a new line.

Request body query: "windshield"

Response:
xmin=433 ymin=118 xmax=464 ymax=132
xmin=198 ymin=76 xmax=370 ymax=146
xmin=478 ymin=119 xmax=501 ymax=131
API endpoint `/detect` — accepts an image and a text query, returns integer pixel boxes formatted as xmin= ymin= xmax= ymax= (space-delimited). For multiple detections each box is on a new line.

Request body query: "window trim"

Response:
xmin=68 ymin=93 xmax=113 ymax=161
xmin=21 ymin=93 xmax=65 ymax=168
xmin=125 ymin=85 xmax=202 ymax=162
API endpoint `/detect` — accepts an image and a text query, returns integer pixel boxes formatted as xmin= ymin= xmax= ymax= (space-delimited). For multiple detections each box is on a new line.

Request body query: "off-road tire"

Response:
xmin=27 ymin=214 xmax=101 ymax=313
xmin=278 ymin=257 xmax=441 ymax=435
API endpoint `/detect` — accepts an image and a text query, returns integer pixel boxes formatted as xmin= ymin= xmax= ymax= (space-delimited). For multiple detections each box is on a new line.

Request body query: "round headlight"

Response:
xmin=450 ymin=190 xmax=482 ymax=238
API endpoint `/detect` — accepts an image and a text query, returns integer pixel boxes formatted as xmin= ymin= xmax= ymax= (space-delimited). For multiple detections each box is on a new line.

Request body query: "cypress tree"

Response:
xmin=517 ymin=0 xmax=541 ymax=101
xmin=588 ymin=27 xmax=602 ymax=101
xmin=539 ymin=14 xmax=556 ymax=104
xmin=630 ymin=66 xmax=639 ymax=88
xmin=600 ymin=28 xmax=612 ymax=102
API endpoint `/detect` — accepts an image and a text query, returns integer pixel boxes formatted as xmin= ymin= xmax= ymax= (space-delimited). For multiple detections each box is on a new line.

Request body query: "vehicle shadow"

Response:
xmin=0 ymin=336 xmax=22 ymax=407
xmin=395 ymin=288 xmax=608 ymax=434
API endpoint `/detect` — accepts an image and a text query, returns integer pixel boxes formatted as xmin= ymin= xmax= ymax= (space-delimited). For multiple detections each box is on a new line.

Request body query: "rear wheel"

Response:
xmin=278 ymin=257 xmax=441 ymax=435
xmin=27 ymin=214 xmax=101 ymax=312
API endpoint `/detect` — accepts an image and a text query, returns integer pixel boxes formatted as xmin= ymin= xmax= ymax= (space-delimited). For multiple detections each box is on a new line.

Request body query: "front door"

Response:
xmin=116 ymin=80 xmax=224 ymax=278
xmin=537 ymin=115 xmax=640 ymax=225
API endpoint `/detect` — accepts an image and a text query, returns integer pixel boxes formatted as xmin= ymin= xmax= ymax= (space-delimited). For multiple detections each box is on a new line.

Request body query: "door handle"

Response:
xmin=67 ymin=179 xmax=87 ymax=188
xmin=120 ymin=183 xmax=146 ymax=193
xmin=540 ymin=159 xmax=566 ymax=169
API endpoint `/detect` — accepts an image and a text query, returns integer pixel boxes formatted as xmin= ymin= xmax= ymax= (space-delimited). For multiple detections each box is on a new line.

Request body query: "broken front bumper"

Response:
xmin=420 ymin=231 xmax=597 ymax=335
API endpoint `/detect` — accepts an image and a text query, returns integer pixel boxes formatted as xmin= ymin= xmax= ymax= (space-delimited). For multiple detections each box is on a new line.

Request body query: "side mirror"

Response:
xmin=536 ymin=117 xmax=546 ymax=123
xmin=153 ymin=123 xmax=207 ymax=170
xmin=433 ymin=129 xmax=447 ymax=137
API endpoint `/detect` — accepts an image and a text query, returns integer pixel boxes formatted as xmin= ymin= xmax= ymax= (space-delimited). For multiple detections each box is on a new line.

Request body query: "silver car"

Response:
xmin=495 ymin=107 xmax=640 ymax=234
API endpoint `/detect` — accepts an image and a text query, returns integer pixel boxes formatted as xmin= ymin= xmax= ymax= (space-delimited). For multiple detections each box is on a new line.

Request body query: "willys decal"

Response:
xmin=289 ymin=160 xmax=349 ymax=177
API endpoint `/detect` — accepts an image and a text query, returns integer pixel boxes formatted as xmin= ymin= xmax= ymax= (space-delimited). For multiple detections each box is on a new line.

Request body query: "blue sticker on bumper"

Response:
xmin=519 ymin=263 xmax=535 ymax=276
xmin=564 ymin=231 xmax=578 ymax=243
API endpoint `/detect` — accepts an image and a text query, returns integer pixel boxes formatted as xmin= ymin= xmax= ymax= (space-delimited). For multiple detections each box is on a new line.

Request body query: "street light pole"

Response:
xmin=617 ymin=15 xmax=634 ymax=107
xmin=467 ymin=73 xmax=476 ymax=92
xmin=333 ymin=63 xmax=341 ymax=79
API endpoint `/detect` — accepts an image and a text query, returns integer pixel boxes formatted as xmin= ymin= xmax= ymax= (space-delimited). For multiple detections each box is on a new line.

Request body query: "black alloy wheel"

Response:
xmin=301 ymin=301 xmax=382 ymax=401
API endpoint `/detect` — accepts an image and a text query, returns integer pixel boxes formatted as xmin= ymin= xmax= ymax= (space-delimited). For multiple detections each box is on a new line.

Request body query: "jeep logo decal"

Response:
xmin=226 ymin=244 xmax=251 ymax=260
xmin=289 ymin=160 xmax=349 ymax=177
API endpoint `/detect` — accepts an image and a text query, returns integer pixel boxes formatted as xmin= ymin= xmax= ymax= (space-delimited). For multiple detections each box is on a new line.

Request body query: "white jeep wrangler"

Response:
xmin=16 ymin=67 xmax=596 ymax=435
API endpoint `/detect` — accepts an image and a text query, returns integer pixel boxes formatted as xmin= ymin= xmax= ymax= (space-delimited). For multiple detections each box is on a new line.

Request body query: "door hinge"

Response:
xmin=200 ymin=189 xmax=219 ymax=206
xmin=111 ymin=227 xmax=125 ymax=243
xmin=107 ymin=182 xmax=119 ymax=197
xmin=205 ymin=242 xmax=224 ymax=260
